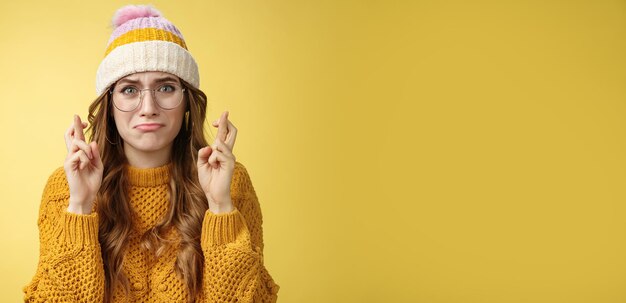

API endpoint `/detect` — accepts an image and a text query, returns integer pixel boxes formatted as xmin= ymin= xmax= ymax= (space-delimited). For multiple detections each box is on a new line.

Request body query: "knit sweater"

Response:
xmin=23 ymin=161 xmax=280 ymax=302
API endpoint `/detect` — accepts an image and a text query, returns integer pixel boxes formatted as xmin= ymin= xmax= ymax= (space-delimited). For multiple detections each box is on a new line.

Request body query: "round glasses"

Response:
xmin=110 ymin=83 xmax=186 ymax=112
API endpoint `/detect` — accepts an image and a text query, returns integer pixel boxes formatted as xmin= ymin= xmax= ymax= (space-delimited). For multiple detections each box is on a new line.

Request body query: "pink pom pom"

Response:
xmin=112 ymin=4 xmax=162 ymax=28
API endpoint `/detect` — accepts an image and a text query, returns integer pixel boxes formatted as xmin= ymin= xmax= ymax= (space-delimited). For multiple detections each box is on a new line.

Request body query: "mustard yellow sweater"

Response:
xmin=23 ymin=161 xmax=280 ymax=302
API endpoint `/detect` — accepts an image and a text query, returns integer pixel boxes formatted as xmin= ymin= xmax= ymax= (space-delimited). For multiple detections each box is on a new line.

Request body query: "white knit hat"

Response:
xmin=95 ymin=4 xmax=200 ymax=95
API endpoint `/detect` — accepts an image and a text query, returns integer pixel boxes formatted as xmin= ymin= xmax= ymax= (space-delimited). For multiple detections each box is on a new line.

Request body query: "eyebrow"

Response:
xmin=117 ymin=76 xmax=180 ymax=85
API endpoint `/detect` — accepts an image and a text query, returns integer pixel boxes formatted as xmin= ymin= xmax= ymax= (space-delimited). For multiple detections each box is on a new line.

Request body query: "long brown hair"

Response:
xmin=86 ymin=78 xmax=210 ymax=302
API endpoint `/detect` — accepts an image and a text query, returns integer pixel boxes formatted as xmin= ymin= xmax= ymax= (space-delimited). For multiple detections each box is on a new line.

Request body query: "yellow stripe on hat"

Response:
xmin=104 ymin=28 xmax=188 ymax=57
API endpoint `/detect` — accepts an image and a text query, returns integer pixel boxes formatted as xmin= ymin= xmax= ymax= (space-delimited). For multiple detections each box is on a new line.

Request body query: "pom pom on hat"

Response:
xmin=112 ymin=4 xmax=162 ymax=28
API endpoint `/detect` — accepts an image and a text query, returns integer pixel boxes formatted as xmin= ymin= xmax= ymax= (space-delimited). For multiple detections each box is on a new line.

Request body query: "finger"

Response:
xmin=65 ymin=125 xmax=74 ymax=152
xmin=197 ymin=146 xmax=212 ymax=166
xmin=90 ymin=141 xmax=103 ymax=170
xmin=210 ymin=146 xmax=236 ymax=169
xmin=213 ymin=117 xmax=237 ymax=151
xmin=223 ymin=120 xmax=237 ymax=151
xmin=212 ymin=147 xmax=235 ymax=165
xmin=213 ymin=138 xmax=234 ymax=158
xmin=74 ymin=114 xmax=86 ymax=141
xmin=78 ymin=151 xmax=90 ymax=170
xmin=207 ymin=146 xmax=221 ymax=169
xmin=71 ymin=138 xmax=93 ymax=159
xmin=216 ymin=111 xmax=229 ymax=143
xmin=65 ymin=152 xmax=79 ymax=171
xmin=211 ymin=110 xmax=227 ymax=126
xmin=65 ymin=118 xmax=90 ymax=152
xmin=69 ymin=150 xmax=90 ymax=171
xmin=209 ymin=140 xmax=235 ymax=168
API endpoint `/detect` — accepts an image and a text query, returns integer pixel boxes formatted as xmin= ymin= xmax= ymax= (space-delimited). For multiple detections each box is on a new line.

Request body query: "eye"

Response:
xmin=121 ymin=86 xmax=137 ymax=95
xmin=158 ymin=84 xmax=176 ymax=93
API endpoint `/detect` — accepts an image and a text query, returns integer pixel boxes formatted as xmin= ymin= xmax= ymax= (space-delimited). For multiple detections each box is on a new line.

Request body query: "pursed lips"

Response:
xmin=134 ymin=123 xmax=164 ymax=131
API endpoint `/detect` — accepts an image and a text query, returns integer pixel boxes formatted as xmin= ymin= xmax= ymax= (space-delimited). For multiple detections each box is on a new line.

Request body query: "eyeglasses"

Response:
xmin=109 ymin=83 xmax=186 ymax=112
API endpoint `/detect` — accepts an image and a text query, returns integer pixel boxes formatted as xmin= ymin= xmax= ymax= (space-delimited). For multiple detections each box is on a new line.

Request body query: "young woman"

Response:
xmin=23 ymin=4 xmax=279 ymax=303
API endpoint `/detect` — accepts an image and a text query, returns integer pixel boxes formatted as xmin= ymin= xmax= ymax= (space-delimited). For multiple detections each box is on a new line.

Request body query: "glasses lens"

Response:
xmin=155 ymin=84 xmax=184 ymax=109
xmin=113 ymin=87 xmax=140 ymax=111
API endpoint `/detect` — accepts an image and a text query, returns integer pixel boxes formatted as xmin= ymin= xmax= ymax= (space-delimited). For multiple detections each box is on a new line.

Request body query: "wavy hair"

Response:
xmin=86 ymin=78 xmax=210 ymax=302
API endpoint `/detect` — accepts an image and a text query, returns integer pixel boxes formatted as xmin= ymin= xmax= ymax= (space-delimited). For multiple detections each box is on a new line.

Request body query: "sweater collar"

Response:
xmin=125 ymin=163 xmax=171 ymax=187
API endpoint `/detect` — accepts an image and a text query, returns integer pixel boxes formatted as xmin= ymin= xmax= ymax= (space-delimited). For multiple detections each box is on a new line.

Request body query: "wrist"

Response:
xmin=208 ymin=199 xmax=234 ymax=214
xmin=68 ymin=197 xmax=95 ymax=215
xmin=67 ymin=203 xmax=93 ymax=215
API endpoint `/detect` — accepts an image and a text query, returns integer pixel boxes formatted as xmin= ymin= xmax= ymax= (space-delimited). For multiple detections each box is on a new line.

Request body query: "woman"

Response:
xmin=23 ymin=4 xmax=280 ymax=303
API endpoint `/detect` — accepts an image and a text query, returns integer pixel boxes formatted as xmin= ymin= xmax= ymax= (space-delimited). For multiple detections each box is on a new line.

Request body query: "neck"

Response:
xmin=123 ymin=143 xmax=172 ymax=168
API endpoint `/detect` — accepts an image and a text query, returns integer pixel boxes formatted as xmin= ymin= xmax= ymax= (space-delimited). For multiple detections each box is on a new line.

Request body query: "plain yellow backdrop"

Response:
xmin=1 ymin=0 xmax=625 ymax=302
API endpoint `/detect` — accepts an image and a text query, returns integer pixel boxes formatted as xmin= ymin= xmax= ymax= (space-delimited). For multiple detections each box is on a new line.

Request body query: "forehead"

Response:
xmin=118 ymin=72 xmax=180 ymax=84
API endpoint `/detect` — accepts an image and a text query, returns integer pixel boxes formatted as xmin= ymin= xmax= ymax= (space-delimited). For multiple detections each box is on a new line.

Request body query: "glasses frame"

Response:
xmin=109 ymin=82 xmax=187 ymax=112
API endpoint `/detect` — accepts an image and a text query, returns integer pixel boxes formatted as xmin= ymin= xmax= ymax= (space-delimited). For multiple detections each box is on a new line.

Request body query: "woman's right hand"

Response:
xmin=63 ymin=114 xmax=103 ymax=215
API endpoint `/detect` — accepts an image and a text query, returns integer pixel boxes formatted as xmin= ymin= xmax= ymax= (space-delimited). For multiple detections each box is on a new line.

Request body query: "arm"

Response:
xmin=200 ymin=162 xmax=280 ymax=303
xmin=23 ymin=167 xmax=105 ymax=302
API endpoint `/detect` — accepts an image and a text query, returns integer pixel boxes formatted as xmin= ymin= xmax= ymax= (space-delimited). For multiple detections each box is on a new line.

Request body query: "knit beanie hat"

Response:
xmin=95 ymin=4 xmax=199 ymax=95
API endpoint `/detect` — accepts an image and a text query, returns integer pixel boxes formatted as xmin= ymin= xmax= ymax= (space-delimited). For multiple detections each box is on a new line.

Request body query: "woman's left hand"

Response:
xmin=197 ymin=111 xmax=238 ymax=214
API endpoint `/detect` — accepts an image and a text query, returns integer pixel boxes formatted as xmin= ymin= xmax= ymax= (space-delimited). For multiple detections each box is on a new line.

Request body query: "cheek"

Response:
xmin=170 ymin=109 xmax=186 ymax=130
xmin=112 ymin=111 xmax=130 ymax=135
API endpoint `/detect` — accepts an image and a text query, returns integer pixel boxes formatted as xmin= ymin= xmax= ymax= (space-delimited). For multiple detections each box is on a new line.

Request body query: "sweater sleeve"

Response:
xmin=200 ymin=162 xmax=280 ymax=303
xmin=23 ymin=167 xmax=105 ymax=302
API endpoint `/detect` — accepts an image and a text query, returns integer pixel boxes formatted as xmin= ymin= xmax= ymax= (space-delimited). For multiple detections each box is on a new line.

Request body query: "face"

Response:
xmin=111 ymin=71 xmax=186 ymax=158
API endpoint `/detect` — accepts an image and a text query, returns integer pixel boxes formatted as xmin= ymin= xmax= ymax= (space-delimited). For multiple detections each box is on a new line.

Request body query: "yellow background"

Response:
xmin=1 ymin=0 xmax=625 ymax=302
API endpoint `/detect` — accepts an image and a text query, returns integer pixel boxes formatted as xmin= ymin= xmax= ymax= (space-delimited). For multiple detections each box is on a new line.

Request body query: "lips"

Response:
xmin=134 ymin=123 xmax=164 ymax=131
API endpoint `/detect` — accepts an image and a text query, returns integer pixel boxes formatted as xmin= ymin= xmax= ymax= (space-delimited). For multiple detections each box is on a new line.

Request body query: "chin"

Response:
xmin=125 ymin=139 xmax=171 ymax=153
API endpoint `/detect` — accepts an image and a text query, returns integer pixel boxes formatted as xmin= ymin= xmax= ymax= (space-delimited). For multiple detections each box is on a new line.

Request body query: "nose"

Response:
xmin=138 ymin=90 xmax=159 ymax=116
